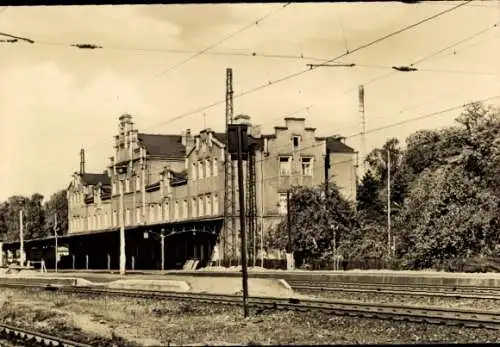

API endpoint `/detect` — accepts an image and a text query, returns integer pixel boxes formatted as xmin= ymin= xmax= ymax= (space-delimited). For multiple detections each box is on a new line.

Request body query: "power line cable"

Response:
xmin=410 ymin=21 xmax=499 ymax=66
xmin=9 ymin=0 xmax=475 ymax=164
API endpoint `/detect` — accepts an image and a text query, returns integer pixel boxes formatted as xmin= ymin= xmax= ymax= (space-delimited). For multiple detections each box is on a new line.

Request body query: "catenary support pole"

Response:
xmin=236 ymin=126 xmax=249 ymax=318
xmin=161 ymin=230 xmax=165 ymax=272
xmin=387 ymin=149 xmax=391 ymax=258
xmin=54 ymin=213 xmax=58 ymax=272
xmin=19 ymin=210 xmax=24 ymax=267
xmin=287 ymin=190 xmax=292 ymax=254
xmin=120 ymin=178 xmax=126 ymax=275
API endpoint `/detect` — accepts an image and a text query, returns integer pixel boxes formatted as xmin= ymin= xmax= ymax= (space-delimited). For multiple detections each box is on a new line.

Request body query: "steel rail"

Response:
xmin=288 ymin=282 xmax=500 ymax=300
xmin=2 ymin=283 xmax=500 ymax=330
xmin=0 ymin=322 xmax=93 ymax=347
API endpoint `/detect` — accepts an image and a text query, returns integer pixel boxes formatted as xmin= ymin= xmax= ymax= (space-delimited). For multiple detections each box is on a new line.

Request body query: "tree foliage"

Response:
xmin=353 ymin=102 xmax=500 ymax=269
xmin=44 ymin=190 xmax=69 ymax=235
xmin=0 ymin=190 xmax=69 ymax=242
xmin=266 ymin=183 xmax=358 ymax=267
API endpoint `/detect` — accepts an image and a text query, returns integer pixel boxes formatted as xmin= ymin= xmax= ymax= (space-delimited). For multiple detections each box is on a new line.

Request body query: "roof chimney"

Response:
xmin=80 ymin=149 xmax=85 ymax=175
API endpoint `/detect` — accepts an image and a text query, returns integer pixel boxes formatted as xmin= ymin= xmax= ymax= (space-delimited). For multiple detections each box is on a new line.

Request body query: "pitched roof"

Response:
xmin=81 ymin=173 xmax=111 ymax=186
xmin=212 ymin=132 xmax=263 ymax=149
xmin=326 ymin=137 xmax=355 ymax=153
xmin=138 ymin=133 xmax=185 ymax=158
xmin=213 ymin=132 xmax=227 ymax=145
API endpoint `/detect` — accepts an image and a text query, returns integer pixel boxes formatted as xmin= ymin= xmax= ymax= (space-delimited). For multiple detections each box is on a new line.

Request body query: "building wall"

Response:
xmin=329 ymin=152 xmax=357 ymax=202
xmin=67 ymin=116 xmax=357 ymax=256
xmin=259 ymin=118 xmax=327 ymax=218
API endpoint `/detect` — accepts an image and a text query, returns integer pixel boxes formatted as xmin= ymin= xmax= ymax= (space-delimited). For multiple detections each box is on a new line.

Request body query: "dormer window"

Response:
xmin=292 ymin=135 xmax=301 ymax=148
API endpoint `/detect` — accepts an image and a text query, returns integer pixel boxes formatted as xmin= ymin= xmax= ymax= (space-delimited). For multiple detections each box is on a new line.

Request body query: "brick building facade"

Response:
xmin=67 ymin=113 xmax=357 ymax=265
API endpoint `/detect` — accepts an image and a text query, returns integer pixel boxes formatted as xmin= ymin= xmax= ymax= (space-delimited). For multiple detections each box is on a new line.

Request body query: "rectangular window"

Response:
xmin=112 ymin=183 xmax=116 ymax=195
xmin=213 ymin=194 xmax=219 ymax=215
xmin=206 ymin=195 xmax=212 ymax=216
xmin=164 ymin=202 xmax=169 ymax=221
xmin=301 ymin=157 xmax=313 ymax=176
xmin=126 ymin=209 xmax=131 ymax=225
xmin=125 ymin=178 xmax=131 ymax=193
xmin=279 ymin=157 xmax=291 ymax=176
xmin=87 ymin=216 xmax=91 ymax=230
xmin=156 ymin=205 xmax=161 ymax=223
xmin=183 ymin=200 xmax=188 ymax=219
xmin=279 ymin=193 xmax=288 ymax=215
xmin=205 ymin=159 xmax=211 ymax=177
xmin=174 ymin=201 xmax=179 ymax=220
xmin=192 ymin=162 xmax=197 ymax=180
xmin=292 ymin=135 xmax=301 ymax=148
xmin=198 ymin=196 xmax=204 ymax=216
xmin=135 ymin=175 xmax=141 ymax=191
xmin=191 ymin=198 xmax=197 ymax=218
xmin=136 ymin=207 xmax=141 ymax=224
xmin=198 ymin=161 xmax=204 ymax=179
xmin=112 ymin=211 xmax=117 ymax=227
xmin=212 ymin=158 xmax=218 ymax=177
xmin=149 ymin=205 xmax=155 ymax=223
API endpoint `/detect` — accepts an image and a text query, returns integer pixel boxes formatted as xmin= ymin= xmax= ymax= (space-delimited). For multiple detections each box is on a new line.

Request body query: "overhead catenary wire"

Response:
xmin=3 ymin=0 xmax=482 ymax=173
xmin=6 ymin=0 xmax=479 ymax=146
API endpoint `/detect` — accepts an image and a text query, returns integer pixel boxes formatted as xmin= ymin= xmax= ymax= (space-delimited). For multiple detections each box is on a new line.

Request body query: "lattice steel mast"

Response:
xmin=224 ymin=68 xmax=237 ymax=265
xmin=246 ymin=148 xmax=257 ymax=267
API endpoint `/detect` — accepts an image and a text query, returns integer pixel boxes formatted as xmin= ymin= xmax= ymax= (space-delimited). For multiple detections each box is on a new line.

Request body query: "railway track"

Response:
xmin=0 ymin=322 xmax=93 ymax=347
xmin=287 ymin=280 xmax=500 ymax=299
xmin=2 ymin=283 xmax=500 ymax=330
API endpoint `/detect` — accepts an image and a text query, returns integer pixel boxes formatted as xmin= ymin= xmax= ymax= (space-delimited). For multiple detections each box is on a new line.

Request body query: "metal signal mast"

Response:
xmin=224 ymin=68 xmax=238 ymax=265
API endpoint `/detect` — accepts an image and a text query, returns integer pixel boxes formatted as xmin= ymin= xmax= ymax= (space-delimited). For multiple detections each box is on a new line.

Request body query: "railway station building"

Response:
xmin=1 ymin=113 xmax=357 ymax=270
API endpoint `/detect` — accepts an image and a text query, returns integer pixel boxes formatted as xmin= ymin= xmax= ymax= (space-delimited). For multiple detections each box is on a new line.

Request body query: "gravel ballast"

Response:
xmin=0 ymin=288 xmax=499 ymax=345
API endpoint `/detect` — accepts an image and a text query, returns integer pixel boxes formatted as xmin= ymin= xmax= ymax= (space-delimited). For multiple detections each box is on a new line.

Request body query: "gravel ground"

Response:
xmin=1 ymin=288 xmax=500 ymax=346
xmin=301 ymin=290 xmax=500 ymax=311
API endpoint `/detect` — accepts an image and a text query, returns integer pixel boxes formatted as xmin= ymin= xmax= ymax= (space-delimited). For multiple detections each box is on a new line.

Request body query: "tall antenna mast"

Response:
xmin=358 ymin=85 xmax=366 ymax=177
xmin=224 ymin=68 xmax=237 ymax=265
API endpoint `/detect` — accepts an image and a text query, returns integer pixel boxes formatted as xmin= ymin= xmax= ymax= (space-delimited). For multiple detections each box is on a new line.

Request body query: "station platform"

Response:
xmin=24 ymin=268 xmax=500 ymax=288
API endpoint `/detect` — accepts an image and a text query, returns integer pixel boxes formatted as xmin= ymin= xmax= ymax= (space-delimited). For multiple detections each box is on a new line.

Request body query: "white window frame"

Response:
xmin=301 ymin=157 xmax=313 ymax=176
xmin=174 ymin=201 xmax=179 ymax=220
xmin=213 ymin=194 xmax=219 ymax=215
xmin=198 ymin=161 xmax=204 ymax=179
xmin=136 ymin=207 xmax=142 ymax=224
xmin=212 ymin=158 xmax=218 ymax=177
xmin=126 ymin=209 xmax=131 ymax=225
xmin=279 ymin=193 xmax=288 ymax=215
xmin=198 ymin=196 xmax=204 ymax=216
xmin=191 ymin=197 xmax=197 ymax=218
xmin=192 ymin=162 xmax=197 ymax=180
xmin=279 ymin=157 xmax=292 ymax=176
xmin=164 ymin=202 xmax=169 ymax=221
xmin=135 ymin=175 xmax=141 ymax=191
xmin=182 ymin=200 xmax=188 ymax=219
xmin=149 ymin=205 xmax=155 ymax=223
xmin=206 ymin=195 xmax=212 ymax=216
xmin=156 ymin=204 xmax=161 ymax=223
xmin=205 ymin=159 xmax=211 ymax=177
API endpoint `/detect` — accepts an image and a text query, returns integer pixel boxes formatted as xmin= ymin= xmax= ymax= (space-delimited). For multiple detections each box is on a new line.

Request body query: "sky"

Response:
xmin=0 ymin=1 xmax=499 ymax=201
